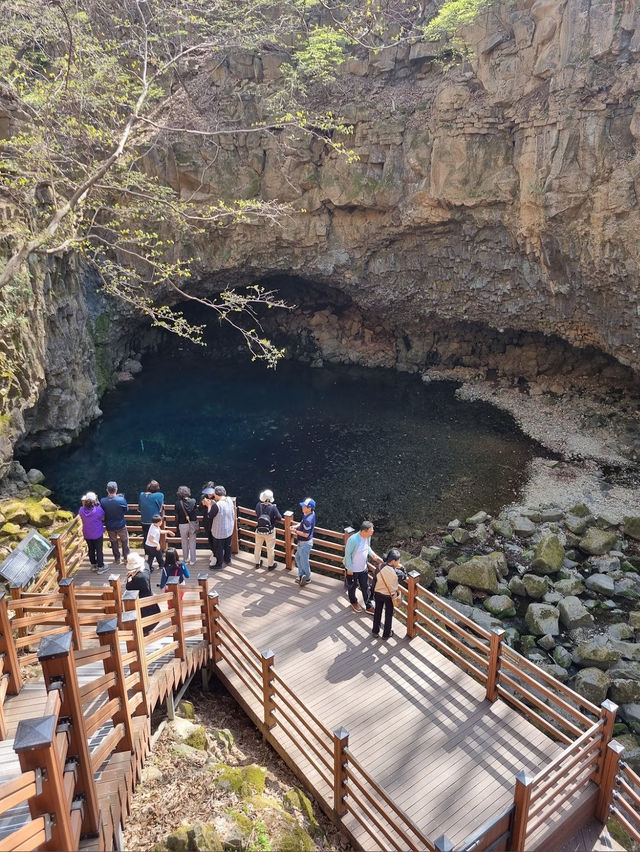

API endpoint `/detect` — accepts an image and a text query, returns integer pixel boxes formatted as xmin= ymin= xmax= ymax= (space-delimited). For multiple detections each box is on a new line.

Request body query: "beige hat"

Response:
xmin=259 ymin=489 xmax=274 ymax=502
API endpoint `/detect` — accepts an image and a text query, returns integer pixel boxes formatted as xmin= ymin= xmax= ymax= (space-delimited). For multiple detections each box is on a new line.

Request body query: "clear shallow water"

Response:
xmin=22 ymin=358 xmax=539 ymax=545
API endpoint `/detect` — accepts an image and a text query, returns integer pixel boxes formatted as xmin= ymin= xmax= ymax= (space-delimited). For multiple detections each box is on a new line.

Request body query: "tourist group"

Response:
xmin=77 ymin=479 xmax=406 ymax=640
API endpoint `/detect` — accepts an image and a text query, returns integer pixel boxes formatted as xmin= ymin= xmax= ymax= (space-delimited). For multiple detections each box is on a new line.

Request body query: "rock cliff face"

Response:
xmin=149 ymin=0 xmax=640 ymax=386
xmin=2 ymin=0 xmax=640 ymax=476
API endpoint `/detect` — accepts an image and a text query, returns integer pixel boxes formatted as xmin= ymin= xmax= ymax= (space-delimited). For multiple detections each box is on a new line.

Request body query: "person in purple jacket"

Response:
xmin=78 ymin=491 xmax=106 ymax=573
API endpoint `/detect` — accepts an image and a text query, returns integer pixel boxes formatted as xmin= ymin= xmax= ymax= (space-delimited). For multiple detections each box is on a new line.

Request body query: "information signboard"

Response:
xmin=0 ymin=529 xmax=54 ymax=587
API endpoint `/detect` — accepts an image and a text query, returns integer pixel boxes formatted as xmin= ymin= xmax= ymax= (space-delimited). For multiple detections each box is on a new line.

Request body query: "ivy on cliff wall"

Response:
xmin=0 ymin=0 xmax=426 ymax=364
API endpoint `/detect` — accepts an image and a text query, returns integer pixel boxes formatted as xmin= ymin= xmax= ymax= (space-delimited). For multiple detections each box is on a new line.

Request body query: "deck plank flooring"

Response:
xmin=3 ymin=550 xmax=564 ymax=849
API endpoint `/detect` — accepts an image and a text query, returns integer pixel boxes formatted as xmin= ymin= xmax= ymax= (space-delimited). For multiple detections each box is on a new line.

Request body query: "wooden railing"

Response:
xmin=595 ymin=740 xmax=640 ymax=847
xmin=0 ymin=509 xmax=633 ymax=852
xmin=208 ymin=598 xmax=435 ymax=851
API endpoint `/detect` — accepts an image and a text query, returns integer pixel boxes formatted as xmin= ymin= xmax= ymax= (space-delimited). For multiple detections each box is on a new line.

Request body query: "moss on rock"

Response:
xmin=216 ymin=764 xmax=266 ymax=796
xmin=177 ymin=700 xmax=195 ymax=719
xmin=184 ymin=726 xmax=207 ymax=750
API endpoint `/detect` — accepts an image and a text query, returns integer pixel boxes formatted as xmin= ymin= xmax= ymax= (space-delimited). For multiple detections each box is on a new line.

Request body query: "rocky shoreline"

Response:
xmin=401 ymin=499 xmax=640 ymax=767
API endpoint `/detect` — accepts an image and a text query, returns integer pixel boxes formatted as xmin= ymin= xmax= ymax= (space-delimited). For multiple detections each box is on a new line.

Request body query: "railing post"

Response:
xmin=511 ymin=770 xmax=533 ymax=852
xmin=37 ymin=631 xmax=100 ymax=837
xmin=595 ymin=699 xmax=618 ymax=783
xmin=15 ymin=710 xmax=74 ymax=852
xmin=283 ymin=511 xmax=294 ymax=570
xmin=434 ymin=836 xmax=454 ymax=852
xmin=119 ymin=609 xmax=150 ymax=718
xmin=261 ymin=649 xmax=276 ymax=730
xmin=406 ymin=570 xmax=420 ymax=639
xmin=109 ymin=574 xmax=123 ymax=618
xmin=198 ymin=575 xmax=212 ymax=649
xmin=231 ymin=497 xmax=239 ymax=555
xmin=59 ymin=577 xmax=82 ymax=651
xmin=10 ymin=584 xmax=26 ymax=640
xmin=332 ymin=726 xmax=349 ymax=818
xmin=167 ymin=577 xmax=187 ymax=660
xmin=122 ymin=591 xmax=150 ymax=716
xmin=97 ymin=617 xmax=134 ymax=752
xmin=596 ymin=740 xmax=624 ymax=822
xmin=0 ymin=592 xmax=22 ymax=694
xmin=50 ymin=533 xmax=67 ymax=580
xmin=207 ymin=591 xmax=222 ymax=670
xmin=485 ymin=627 xmax=505 ymax=701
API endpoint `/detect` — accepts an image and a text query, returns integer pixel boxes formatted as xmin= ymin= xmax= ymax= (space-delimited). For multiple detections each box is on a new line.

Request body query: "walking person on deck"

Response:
xmin=100 ymin=481 xmax=130 ymax=566
xmin=343 ymin=521 xmax=383 ymax=613
xmin=254 ymin=489 xmax=283 ymax=571
xmin=291 ymin=497 xmax=316 ymax=587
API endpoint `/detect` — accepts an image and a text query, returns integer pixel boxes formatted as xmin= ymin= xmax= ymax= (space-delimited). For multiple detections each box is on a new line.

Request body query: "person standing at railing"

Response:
xmin=370 ymin=548 xmax=404 ymax=639
xmin=139 ymin=480 xmax=164 ymax=546
xmin=100 ymin=480 xmax=130 ymax=566
xmin=204 ymin=485 xmax=235 ymax=570
xmin=78 ymin=491 xmax=106 ymax=573
xmin=343 ymin=521 xmax=383 ymax=613
xmin=254 ymin=489 xmax=283 ymax=571
xmin=291 ymin=498 xmax=316 ymax=587
xmin=201 ymin=484 xmax=217 ymax=567
xmin=175 ymin=485 xmax=199 ymax=566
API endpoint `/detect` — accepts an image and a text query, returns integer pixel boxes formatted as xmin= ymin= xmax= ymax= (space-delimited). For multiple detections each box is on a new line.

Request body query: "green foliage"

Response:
xmin=423 ymin=0 xmax=492 ymax=41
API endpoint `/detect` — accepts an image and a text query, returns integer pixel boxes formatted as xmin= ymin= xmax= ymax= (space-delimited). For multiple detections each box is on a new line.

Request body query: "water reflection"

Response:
xmin=22 ymin=359 xmax=538 ymax=545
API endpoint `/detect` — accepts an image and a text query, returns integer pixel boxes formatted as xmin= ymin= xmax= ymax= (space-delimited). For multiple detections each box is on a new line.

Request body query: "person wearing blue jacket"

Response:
xmin=343 ymin=521 xmax=383 ymax=613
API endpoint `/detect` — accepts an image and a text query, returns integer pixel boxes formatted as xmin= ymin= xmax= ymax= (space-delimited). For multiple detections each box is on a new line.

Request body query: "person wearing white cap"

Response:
xmin=78 ymin=491 xmax=106 ymax=573
xmin=254 ymin=489 xmax=283 ymax=571
xmin=291 ymin=498 xmax=316 ymax=587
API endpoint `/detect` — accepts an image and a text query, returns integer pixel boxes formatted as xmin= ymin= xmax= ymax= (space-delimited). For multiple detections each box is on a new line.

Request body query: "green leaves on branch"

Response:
xmin=423 ymin=0 xmax=493 ymax=58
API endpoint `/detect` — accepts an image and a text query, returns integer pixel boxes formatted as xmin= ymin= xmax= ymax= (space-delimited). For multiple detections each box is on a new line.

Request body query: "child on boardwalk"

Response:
xmin=158 ymin=547 xmax=190 ymax=591
xmin=145 ymin=513 xmax=165 ymax=572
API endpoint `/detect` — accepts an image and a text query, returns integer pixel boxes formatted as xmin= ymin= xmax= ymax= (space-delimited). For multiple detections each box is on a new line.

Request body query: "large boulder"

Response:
xmin=619 ymin=704 xmax=640 ymax=735
xmin=531 ymin=535 xmax=565 ymax=575
xmin=524 ymin=603 xmax=560 ymax=636
xmin=609 ymin=679 xmax=640 ymax=704
xmin=404 ymin=557 xmax=436 ymax=589
xmin=522 ymin=574 xmax=548 ymax=599
xmin=573 ymin=668 xmax=610 ymax=705
xmin=447 ymin=555 xmax=500 ymax=593
xmin=573 ymin=638 xmax=621 ymax=669
xmin=611 ymin=640 xmax=640 ymax=662
xmin=483 ymin=595 xmax=516 ymax=618
xmin=578 ymin=528 xmax=617 ymax=556
xmin=553 ymin=576 xmax=585 ymax=596
xmin=584 ymin=573 xmax=615 ymax=595
xmin=609 ymin=661 xmax=640 ymax=681
xmin=623 ymin=516 xmax=640 ymax=541
xmin=558 ymin=596 xmax=594 ymax=630
xmin=512 ymin=516 xmax=536 ymax=537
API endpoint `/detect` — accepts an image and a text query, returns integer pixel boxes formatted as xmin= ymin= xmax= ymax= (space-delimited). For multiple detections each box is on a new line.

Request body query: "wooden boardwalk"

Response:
xmin=57 ymin=550 xmax=562 ymax=848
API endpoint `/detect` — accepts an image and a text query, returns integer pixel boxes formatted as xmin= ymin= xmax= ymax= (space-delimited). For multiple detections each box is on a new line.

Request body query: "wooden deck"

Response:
xmin=58 ymin=550 xmax=562 ymax=848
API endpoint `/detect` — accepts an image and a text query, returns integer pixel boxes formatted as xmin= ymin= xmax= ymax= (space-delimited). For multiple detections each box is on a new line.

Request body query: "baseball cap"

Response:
xmin=300 ymin=497 xmax=316 ymax=509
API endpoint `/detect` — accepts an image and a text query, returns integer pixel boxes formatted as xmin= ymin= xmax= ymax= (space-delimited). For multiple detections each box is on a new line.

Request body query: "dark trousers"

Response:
xmin=141 ymin=523 xmax=151 ymax=546
xmin=212 ymin=536 xmax=232 ymax=567
xmin=372 ymin=592 xmax=394 ymax=637
xmin=145 ymin=545 xmax=164 ymax=571
xmin=86 ymin=537 xmax=104 ymax=568
xmin=347 ymin=570 xmax=370 ymax=608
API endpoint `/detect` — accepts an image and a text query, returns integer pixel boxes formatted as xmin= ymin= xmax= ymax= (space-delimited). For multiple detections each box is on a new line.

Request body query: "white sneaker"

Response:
xmin=209 ymin=556 xmax=215 ymax=567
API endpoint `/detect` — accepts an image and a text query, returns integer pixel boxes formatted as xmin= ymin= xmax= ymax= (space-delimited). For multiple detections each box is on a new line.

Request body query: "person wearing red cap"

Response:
xmin=291 ymin=498 xmax=316 ymax=587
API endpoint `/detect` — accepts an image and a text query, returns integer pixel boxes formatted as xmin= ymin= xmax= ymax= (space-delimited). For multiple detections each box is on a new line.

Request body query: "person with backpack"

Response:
xmin=203 ymin=485 xmax=235 ymax=569
xmin=158 ymin=547 xmax=190 ymax=592
xmin=175 ymin=485 xmax=198 ymax=566
xmin=254 ymin=489 xmax=283 ymax=571
xmin=370 ymin=548 xmax=405 ymax=640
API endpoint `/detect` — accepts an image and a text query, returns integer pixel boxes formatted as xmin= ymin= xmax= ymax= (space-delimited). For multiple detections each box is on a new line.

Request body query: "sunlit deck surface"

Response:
xmin=65 ymin=548 xmax=561 ymax=848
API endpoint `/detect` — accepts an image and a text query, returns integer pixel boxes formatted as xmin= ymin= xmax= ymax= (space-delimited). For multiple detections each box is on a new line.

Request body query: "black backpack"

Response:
xmin=256 ymin=512 xmax=273 ymax=534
